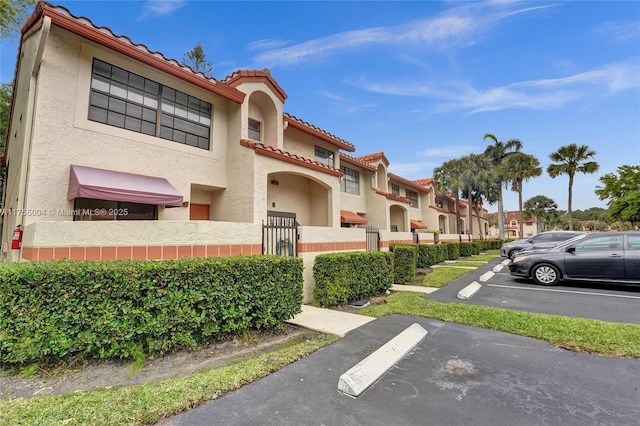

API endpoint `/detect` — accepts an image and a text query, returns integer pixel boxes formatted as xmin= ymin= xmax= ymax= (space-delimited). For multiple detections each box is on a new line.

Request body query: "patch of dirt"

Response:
xmin=0 ymin=324 xmax=312 ymax=400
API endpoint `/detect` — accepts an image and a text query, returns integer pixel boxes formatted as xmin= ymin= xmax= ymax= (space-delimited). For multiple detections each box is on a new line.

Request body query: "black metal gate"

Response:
xmin=366 ymin=226 xmax=380 ymax=252
xmin=262 ymin=211 xmax=298 ymax=256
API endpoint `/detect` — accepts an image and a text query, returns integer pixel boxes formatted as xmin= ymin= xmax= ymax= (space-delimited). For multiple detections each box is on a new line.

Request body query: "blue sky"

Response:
xmin=1 ymin=1 xmax=639 ymax=213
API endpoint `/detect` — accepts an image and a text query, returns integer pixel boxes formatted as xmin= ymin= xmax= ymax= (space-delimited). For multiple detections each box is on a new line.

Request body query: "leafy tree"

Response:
xmin=182 ymin=42 xmax=213 ymax=76
xmin=547 ymin=144 xmax=599 ymax=230
xmin=524 ymin=195 xmax=557 ymax=232
xmin=1 ymin=83 xmax=11 ymax=150
xmin=595 ymin=165 xmax=640 ymax=230
xmin=483 ymin=133 xmax=523 ymax=239
xmin=1 ymin=0 xmax=36 ymax=39
xmin=500 ymin=152 xmax=542 ymax=238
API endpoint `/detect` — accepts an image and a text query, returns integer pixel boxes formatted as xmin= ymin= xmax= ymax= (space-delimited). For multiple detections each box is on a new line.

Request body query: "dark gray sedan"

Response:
xmin=509 ymin=231 xmax=640 ymax=286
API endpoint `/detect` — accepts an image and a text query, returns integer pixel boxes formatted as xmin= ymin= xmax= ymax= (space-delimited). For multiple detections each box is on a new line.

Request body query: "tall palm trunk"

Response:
xmin=476 ymin=208 xmax=484 ymax=240
xmin=497 ymin=190 xmax=505 ymax=239
xmin=567 ymin=173 xmax=574 ymax=230
xmin=517 ymin=179 xmax=524 ymax=238
xmin=467 ymin=184 xmax=473 ymax=238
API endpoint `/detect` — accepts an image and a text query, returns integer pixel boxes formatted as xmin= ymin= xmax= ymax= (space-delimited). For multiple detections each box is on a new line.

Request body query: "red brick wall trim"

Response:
xmin=20 ymin=244 xmax=263 ymax=261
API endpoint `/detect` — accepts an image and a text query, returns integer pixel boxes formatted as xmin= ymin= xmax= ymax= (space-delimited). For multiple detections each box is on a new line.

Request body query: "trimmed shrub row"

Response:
xmin=312 ymin=251 xmax=393 ymax=307
xmin=0 ymin=256 xmax=303 ymax=366
xmin=392 ymin=245 xmax=417 ymax=284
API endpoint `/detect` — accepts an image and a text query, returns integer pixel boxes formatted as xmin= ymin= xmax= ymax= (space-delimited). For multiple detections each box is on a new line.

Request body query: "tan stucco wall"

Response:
xmin=283 ymin=127 xmax=337 ymax=165
xmin=22 ymin=220 xmax=261 ymax=247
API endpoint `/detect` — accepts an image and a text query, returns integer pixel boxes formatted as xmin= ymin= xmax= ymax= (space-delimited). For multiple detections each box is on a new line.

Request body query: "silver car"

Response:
xmin=500 ymin=231 xmax=585 ymax=259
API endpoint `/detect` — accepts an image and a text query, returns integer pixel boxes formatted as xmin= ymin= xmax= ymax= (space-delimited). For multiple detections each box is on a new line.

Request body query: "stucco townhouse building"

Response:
xmin=1 ymin=2 xmax=488 ymax=299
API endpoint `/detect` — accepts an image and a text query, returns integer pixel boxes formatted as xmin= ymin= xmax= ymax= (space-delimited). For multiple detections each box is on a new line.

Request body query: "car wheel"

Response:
xmin=531 ymin=263 xmax=560 ymax=286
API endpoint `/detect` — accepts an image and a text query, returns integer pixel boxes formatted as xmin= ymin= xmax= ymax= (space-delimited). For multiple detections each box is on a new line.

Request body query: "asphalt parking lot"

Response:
xmin=167 ymin=314 xmax=640 ymax=426
xmin=428 ymin=257 xmax=640 ymax=325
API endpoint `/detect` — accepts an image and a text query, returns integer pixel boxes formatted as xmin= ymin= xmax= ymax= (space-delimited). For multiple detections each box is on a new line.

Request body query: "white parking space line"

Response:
xmin=487 ymin=284 xmax=640 ymax=300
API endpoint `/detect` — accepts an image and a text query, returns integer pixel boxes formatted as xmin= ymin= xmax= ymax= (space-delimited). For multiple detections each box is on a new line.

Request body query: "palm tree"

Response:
xmin=500 ymin=153 xmax=542 ymax=238
xmin=434 ymin=158 xmax=465 ymax=236
xmin=523 ymin=195 xmax=557 ymax=232
xmin=547 ymin=144 xmax=599 ymax=230
xmin=460 ymin=153 xmax=495 ymax=240
xmin=483 ymin=134 xmax=523 ymax=239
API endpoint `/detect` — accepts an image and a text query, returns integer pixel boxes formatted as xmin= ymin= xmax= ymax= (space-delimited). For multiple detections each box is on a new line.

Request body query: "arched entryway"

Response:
xmin=389 ymin=205 xmax=407 ymax=232
xmin=266 ymin=172 xmax=331 ymax=226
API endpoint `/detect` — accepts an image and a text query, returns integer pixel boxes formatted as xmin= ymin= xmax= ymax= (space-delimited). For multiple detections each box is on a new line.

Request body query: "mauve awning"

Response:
xmin=68 ymin=165 xmax=183 ymax=207
xmin=340 ymin=210 xmax=368 ymax=225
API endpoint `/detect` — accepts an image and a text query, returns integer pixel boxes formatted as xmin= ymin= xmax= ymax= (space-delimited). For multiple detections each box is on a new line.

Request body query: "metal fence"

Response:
xmin=262 ymin=211 xmax=298 ymax=256
xmin=366 ymin=226 xmax=380 ymax=252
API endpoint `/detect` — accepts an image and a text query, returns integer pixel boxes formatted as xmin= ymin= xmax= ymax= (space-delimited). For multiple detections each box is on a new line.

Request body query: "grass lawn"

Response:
xmin=417 ymin=267 xmax=472 ymax=288
xmin=0 ymin=333 xmax=338 ymax=426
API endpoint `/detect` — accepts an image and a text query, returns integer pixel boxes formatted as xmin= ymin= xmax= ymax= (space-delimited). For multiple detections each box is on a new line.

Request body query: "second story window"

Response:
xmin=248 ymin=119 xmax=261 ymax=141
xmin=89 ymin=59 xmax=211 ymax=150
xmin=406 ymin=190 xmax=418 ymax=208
xmin=391 ymin=183 xmax=400 ymax=195
xmin=314 ymin=145 xmax=334 ymax=166
xmin=340 ymin=166 xmax=360 ymax=195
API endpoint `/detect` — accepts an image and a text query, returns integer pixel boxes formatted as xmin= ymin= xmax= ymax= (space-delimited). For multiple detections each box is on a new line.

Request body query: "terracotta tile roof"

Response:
xmin=388 ymin=173 xmax=430 ymax=193
xmin=240 ymin=139 xmax=343 ymax=177
xmin=24 ymin=2 xmax=245 ymax=104
xmin=412 ymin=178 xmax=434 ymax=187
xmin=356 ymin=152 xmax=390 ymax=166
xmin=375 ymin=189 xmax=412 ymax=204
xmin=339 ymin=153 xmax=377 ymax=172
xmin=283 ymin=113 xmax=355 ymax=152
xmin=222 ymin=69 xmax=288 ymax=103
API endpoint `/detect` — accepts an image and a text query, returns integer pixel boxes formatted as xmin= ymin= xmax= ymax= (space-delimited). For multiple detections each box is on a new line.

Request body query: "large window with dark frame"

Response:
xmin=340 ymin=166 xmax=360 ymax=195
xmin=406 ymin=189 xmax=418 ymax=208
xmin=89 ymin=58 xmax=212 ymax=150
xmin=73 ymin=198 xmax=157 ymax=221
xmin=314 ymin=145 xmax=334 ymax=166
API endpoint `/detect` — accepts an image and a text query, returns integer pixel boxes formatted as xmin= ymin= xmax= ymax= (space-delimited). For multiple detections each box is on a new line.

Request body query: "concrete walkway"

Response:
xmin=287 ymin=285 xmax=439 ymax=336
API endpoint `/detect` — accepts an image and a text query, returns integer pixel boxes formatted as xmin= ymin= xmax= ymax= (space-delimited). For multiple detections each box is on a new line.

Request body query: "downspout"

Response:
xmin=13 ymin=16 xmax=51 ymax=260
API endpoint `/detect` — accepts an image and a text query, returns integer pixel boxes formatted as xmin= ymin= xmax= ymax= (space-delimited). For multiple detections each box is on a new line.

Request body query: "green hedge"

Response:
xmin=391 ymin=245 xmax=417 ymax=284
xmin=312 ymin=252 xmax=393 ymax=307
xmin=445 ymin=242 xmax=460 ymax=260
xmin=0 ymin=256 xmax=303 ymax=366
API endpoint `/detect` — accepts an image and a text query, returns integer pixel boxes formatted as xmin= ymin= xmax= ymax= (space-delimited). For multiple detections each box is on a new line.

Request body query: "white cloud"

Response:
xmin=595 ymin=20 xmax=640 ymax=44
xmin=354 ymin=59 xmax=640 ymax=114
xmin=247 ymin=39 xmax=291 ymax=51
xmin=250 ymin=2 xmax=552 ymax=68
xmin=138 ymin=0 xmax=186 ymax=21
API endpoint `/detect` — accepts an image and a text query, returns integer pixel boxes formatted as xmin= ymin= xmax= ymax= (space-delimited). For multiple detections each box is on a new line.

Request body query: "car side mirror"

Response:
xmin=566 ymin=247 xmax=576 ymax=253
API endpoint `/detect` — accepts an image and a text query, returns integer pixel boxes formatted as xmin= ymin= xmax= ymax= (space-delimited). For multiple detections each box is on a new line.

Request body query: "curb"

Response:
xmin=337 ymin=323 xmax=428 ymax=397
xmin=457 ymin=281 xmax=482 ymax=300
xmin=492 ymin=264 xmax=504 ymax=272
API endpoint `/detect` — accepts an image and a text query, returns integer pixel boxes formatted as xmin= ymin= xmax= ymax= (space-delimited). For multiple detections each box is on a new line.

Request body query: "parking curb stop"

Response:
xmin=480 ymin=271 xmax=495 ymax=282
xmin=337 ymin=323 xmax=428 ymax=398
xmin=458 ymin=282 xmax=482 ymax=300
